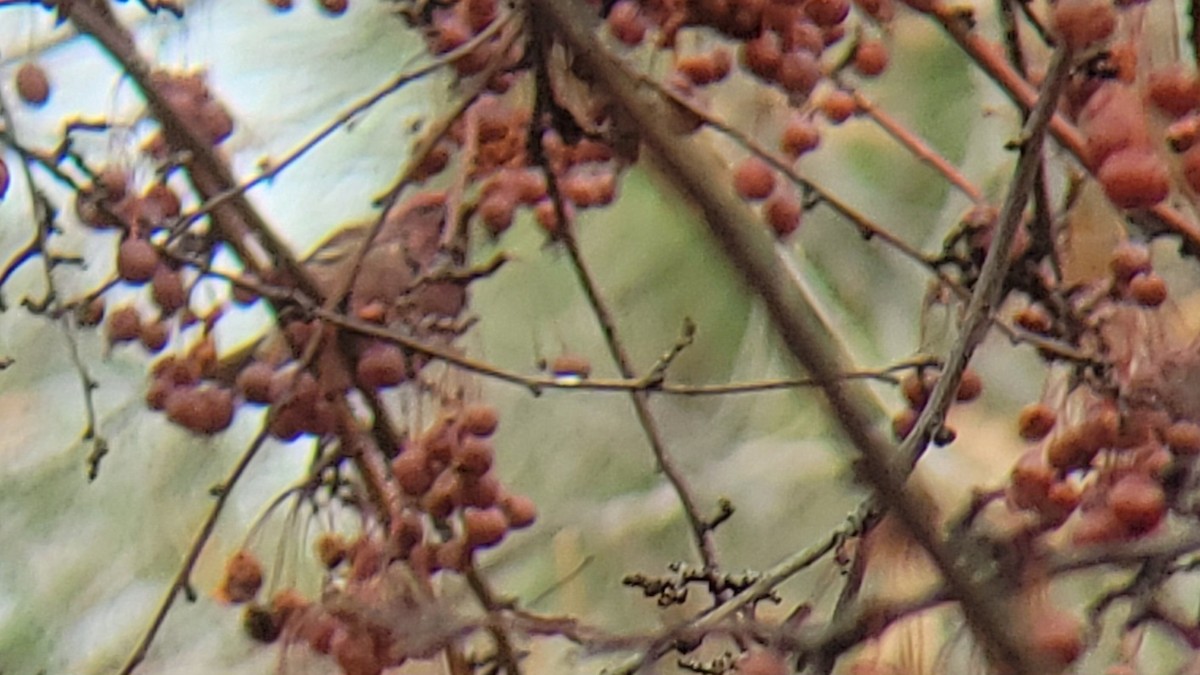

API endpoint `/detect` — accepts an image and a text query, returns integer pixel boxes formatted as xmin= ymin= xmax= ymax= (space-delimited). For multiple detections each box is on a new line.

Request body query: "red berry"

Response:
xmin=820 ymin=90 xmax=858 ymax=123
xmin=955 ymin=369 xmax=983 ymax=402
xmin=764 ymin=192 xmax=802 ymax=238
xmin=1147 ymin=65 xmax=1200 ymax=117
xmin=107 ymin=306 xmax=142 ymax=343
xmin=220 ymin=550 xmax=263 ymax=604
xmin=118 ymin=239 xmax=160 ymax=284
xmin=501 ymin=493 xmax=537 ymax=528
xmin=318 ymin=0 xmax=347 ymax=15
xmin=741 ymin=33 xmax=783 ymax=80
xmin=1128 ymin=271 xmax=1168 ymax=307
xmin=733 ymin=157 xmax=777 ymax=201
xmin=1097 ymin=147 xmax=1170 ymax=209
xmin=777 ymin=50 xmax=821 ymax=95
xmin=853 ymin=39 xmax=889 ymax=77
xmin=1165 ymin=420 xmax=1200 ymax=455
xmin=1108 ymin=473 xmax=1166 ymax=533
xmin=781 ymin=116 xmax=821 ymax=158
xmin=151 ymin=266 xmax=186 ymax=315
xmin=460 ymin=404 xmax=500 ymax=437
xmin=1109 ymin=240 xmax=1152 ymax=282
xmin=608 ymin=0 xmax=647 ymax=46
xmin=462 ymin=507 xmax=508 ymax=549
xmin=236 ymin=361 xmax=274 ymax=404
xmin=1051 ymin=0 xmax=1116 ymax=51
xmin=806 ymin=0 xmax=850 ymax=25
xmin=355 ymin=342 xmax=407 ymax=389
xmin=15 ymin=62 xmax=50 ymax=106
xmin=1017 ymin=403 xmax=1057 ymax=441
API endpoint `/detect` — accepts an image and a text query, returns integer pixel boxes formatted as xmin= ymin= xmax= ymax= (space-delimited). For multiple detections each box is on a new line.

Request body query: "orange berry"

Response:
xmin=1128 ymin=271 xmax=1168 ymax=307
xmin=317 ymin=0 xmax=347 ymax=15
xmin=139 ymin=320 xmax=170 ymax=353
xmin=106 ymin=305 xmax=142 ymax=343
xmin=455 ymin=435 xmax=495 ymax=475
xmin=1017 ymin=403 xmax=1057 ymax=441
xmin=955 ymin=369 xmax=983 ymax=402
xmin=1029 ymin=607 xmax=1084 ymax=669
xmin=15 ymin=62 xmax=50 ymax=106
xmin=477 ymin=189 xmax=517 ymax=235
xmin=220 ymin=550 xmax=264 ymax=604
xmin=1109 ymin=240 xmax=1152 ymax=282
xmin=117 ymin=238 xmax=160 ymax=284
xmin=1014 ymin=304 xmax=1053 ymax=334
xmin=151 ymin=266 xmax=186 ymax=315
xmin=355 ymin=342 xmax=407 ymax=389
xmin=314 ymin=533 xmax=347 ymax=569
xmin=463 ymin=507 xmax=509 ymax=549
xmin=781 ymin=116 xmax=821 ymax=158
xmin=1051 ymin=0 xmax=1115 ymax=51
xmin=1148 ymin=65 xmax=1199 ymax=117
xmin=1046 ymin=426 xmax=1097 ymax=470
xmin=1097 ymin=147 xmax=1170 ymax=209
xmin=853 ymin=39 xmax=889 ymax=77
xmin=806 ymin=0 xmax=850 ymax=25
xmin=736 ymin=647 xmax=789 ymax=675
xmin=777 ymin=50 xmax=821 ymax=95
xmin=1008 ymin=449 xmax=1054 ymax=511
xmin=501 ymin=493 xmax=537 ymax=528
xmin=764 ymin=192 xmax=803 ymax=238
xmin=1108 ymin=473 xmax=1166 ymax=533
xmin=741 ymin=33 xmax=783 ymax=80
xmin=608 ymin=0 xmax=647 ymax=46
xmin=899 ymin=372 xmax=927 ymax=409
xmin=733 ymin=157 xmax=777 ymax=201
xmin=391 ymin=447 xmax=434 ymax=496
xmin=1165 ymin=420 xmax=1200 ymax=455
xmin=891 ymin=407 xmax=918 ymax=440
xmin=820 ymin=90 xmax=858 ymax=124
xmin=1080 ymin=84 xmax=1148 ymax=169
xmin=236 ymin=361 xmax=274 ymax=404
xmin=460 ymin=403 xmax=500 ymax=437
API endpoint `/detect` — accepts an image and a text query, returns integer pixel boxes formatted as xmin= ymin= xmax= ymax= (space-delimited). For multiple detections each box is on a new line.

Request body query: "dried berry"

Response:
xmin=455 ymin=435 xmax=495 ymax=475
xmin=392 ymin=448 xmax=435 ymax=496
xmin=777 ymin=50 xmax=821 ymax=95
xmin=139 ymin=320 xmax=170 ymax=353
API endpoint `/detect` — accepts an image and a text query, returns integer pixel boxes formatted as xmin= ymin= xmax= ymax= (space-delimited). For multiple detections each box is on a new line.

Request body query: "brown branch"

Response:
xmin=528 ymin=2 xmax=1043 ymax=673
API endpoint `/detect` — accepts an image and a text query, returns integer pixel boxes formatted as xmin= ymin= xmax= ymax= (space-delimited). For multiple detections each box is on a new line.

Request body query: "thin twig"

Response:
xmin=895 ymin=48 xmax=1071 ymax=470
xmin=118 ymin=429 xmax=272 ymax=675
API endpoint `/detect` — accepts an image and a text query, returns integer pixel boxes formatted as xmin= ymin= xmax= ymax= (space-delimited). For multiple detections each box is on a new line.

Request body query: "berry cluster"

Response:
xmin=220 ymin=402 xmax=537 ymax=675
